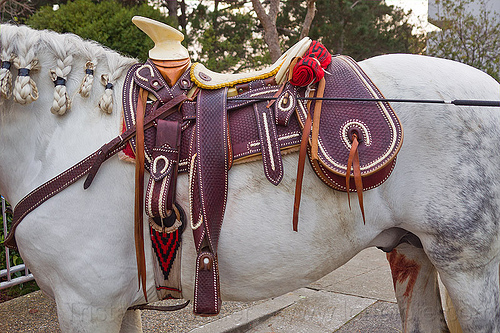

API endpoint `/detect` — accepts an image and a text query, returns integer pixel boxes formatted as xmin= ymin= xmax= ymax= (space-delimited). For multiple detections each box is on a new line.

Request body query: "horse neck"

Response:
xmin=0 ymin=27 xmax=136 ymax=205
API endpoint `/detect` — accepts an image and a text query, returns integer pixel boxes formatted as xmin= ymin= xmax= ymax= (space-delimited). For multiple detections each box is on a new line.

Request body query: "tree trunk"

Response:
xmin=179 ymin=0 xmax=187 ymax=32
xmin=300 ymin=0 xmax=316 ymax=39
xmin=337 ymin=0 xmax=345 ymax=54
xmin=251 ymin=0 xmax=282 ymax=62
xmin=165 ymin=0 xmax=179 ymax=27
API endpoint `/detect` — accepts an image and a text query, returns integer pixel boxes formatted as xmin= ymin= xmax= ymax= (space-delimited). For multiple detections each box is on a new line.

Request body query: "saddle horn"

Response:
xmin=132 ymin=16 xmax=189 ymax=61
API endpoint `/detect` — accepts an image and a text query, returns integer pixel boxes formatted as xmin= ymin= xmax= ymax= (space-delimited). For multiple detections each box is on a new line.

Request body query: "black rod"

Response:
xmin=230 ymin=96 xmax=500 ymax=107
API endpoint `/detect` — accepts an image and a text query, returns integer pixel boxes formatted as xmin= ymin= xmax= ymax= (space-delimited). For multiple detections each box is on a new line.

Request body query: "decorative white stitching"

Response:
xmin=341 ymin=120 xmax=372 ymax=149
xmin=152 ymin=155 xmax=170 ymax=175
xmin=262 ymin=112 xmax=276 ymax=171
xmin=277 ymin=93 xmax=294 ymax=113
xmin=159 ymin=176 xmax=169 ymax=219
xmin=135 ymin=64 xmax=155 ymax=82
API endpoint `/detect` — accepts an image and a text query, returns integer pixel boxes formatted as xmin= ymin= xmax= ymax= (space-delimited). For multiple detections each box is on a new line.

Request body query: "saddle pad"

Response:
xmin=190 ymin=37 xmax=311 ymax=89
xmin=296 ymin=55 xmax=403 ymax=178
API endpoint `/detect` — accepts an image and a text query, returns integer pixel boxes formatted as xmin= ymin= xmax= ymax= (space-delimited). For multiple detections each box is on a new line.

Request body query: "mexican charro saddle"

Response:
xmin=119 ymin=42 xmax=402 ymax=314
xmin=4 ymin=40 xmax=403 ymax=316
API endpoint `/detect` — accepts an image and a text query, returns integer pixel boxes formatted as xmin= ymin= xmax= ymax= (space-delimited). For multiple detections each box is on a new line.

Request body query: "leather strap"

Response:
xmin=254 ymin=102 xmax=283 ymax=185
xmin=129 ymin=300 xmax=190 ymax=312
xmin=85 ymin=94 xmax=188 ymax=189
xmin=346 ymin=134 xmax=366 ymax=224
xmin=135 ymin=88 xmax=148 ymax=302
xmin=145 ymin=119 xmax=182 ymax=218
xmin=310 ymin=77 xmax=326 ymax=160
xmin=195 ymin=88 xmax=229 ymax=253
xmin=292 ymin=93 xmax=314 ymax=232
xmin=194 ymin=250 xmax=221 ymax=315
xmin=192 ymin=88 xmax=229 ymax=315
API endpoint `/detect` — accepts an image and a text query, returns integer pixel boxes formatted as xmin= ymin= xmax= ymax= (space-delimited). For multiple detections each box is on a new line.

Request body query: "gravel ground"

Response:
xmin=0 ymin=290 xmax=264 ymax=333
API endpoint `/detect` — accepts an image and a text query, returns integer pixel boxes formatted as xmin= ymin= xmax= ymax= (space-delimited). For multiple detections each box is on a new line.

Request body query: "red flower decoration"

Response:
xmin=290 ymin=41 xmax=332 ymax=87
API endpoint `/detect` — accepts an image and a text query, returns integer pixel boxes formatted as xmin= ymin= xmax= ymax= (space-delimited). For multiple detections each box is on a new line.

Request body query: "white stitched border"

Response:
xmin=262 ymin=113 xmax=276 ymax=171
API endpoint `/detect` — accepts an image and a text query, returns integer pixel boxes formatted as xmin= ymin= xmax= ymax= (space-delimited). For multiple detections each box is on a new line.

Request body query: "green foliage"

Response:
xmin=189 ymin=2 xmax=271 ymax=72
xmin=427 ymin=0 xmax=500 ymax=81
xmin=279 ymin=0 xmax=425 ymax=61
xmin=26 ymin=0 xmax=174 ymax=61
xmin=0 ymin=203 xmax=13 ymax=272
xmin=0 ymin=200 xmax=39 ymax=297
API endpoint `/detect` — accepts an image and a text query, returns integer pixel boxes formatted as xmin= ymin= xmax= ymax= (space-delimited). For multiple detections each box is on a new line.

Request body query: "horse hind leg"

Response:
xmin=387 ymin=242 xmax=450 ymax=333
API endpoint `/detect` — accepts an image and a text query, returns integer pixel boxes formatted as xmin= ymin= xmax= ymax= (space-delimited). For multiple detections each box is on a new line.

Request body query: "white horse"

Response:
xmin=1 ymin=24 xmax=499 ymax=333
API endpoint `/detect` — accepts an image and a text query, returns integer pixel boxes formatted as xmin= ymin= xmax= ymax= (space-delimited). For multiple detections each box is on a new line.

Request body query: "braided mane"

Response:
xmin=0 ymin=24 xmax=136 ymax=114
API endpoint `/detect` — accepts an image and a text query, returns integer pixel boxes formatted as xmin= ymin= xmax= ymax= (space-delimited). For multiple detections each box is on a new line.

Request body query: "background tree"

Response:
xmin=189 ymin=1 xmax=272 ymax=72
xmin=427 ymin=0 xmax=500 ymax=81
xmin=149 ymin=0 xmax=188 ymax=32
xmin=0 ymin=0 xmax=146 ymax=23
xmin=251 ymin=0 xmax=317 ymax=62
xmin=278 ymin=0 xmax=425 ymax=61
xmin=26 ymin=0 xmax=174 ymax=60
xmin=21 ymin=0 xmax=425 ymax=71
xmin=0 ymin=0 xmax=35 ymax=22
xmin=251 ymin=0 xmax=281 ymax=61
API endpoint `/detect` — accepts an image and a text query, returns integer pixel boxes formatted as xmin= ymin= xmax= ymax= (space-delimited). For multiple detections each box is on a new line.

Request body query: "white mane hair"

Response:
xmin=0 ymin=24 xmax=136 ymax=114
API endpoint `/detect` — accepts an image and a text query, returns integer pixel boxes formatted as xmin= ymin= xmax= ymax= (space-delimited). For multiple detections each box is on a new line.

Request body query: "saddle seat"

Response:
xmin=190 ymin=37 xmax=312 ymax=90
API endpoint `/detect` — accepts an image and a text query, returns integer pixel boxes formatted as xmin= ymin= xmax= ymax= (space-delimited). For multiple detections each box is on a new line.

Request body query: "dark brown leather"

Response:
xmin=145 ymin=119 xmax=182 ymax=218
xmin=194 ymin=250 xmax=221 ymax=315
xmin=234 ymin=77 xmax=276 ymax=95
xmin=191 ymin=88 xmax=229 ymax=315
xmin=295 ymin=55 xmax=403 ymax=179
xmin=312 ymin=157 xmax=397 ymax=193
xmin=254 ymin=101 xmax=283 ymax=185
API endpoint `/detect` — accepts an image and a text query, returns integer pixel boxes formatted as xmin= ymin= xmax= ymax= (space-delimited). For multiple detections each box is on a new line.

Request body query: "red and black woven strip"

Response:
xmin=150 ymin=227 xmax=180 ymax=280
xmin=307 ymin=40 xmax=332 ymax=69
